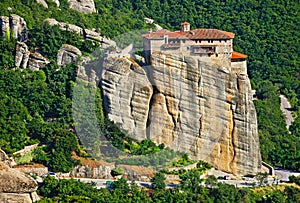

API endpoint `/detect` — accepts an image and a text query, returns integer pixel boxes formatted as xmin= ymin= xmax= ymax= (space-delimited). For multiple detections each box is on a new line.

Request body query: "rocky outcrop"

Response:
xmin=52 ymin=0 xmax=60 ymax=7
xmin=57 ymin=44 xmax=82 ymax=66
xmin=28 ymin=52 xmax=50 ymax=70
xmin=44 ymin=18 xmax=104 ymax=43
xmin=15 ymin=42 xmax=30 ymax=68
xmin=0 ymin=149 xmax=15 ymax=167
xmin=84 ymin=28 xmax=101 ymax=41
xmin=68 ymin=0 xmax=96 ymax=14
xmin=70 ymin=161 xmax=115 ymax=179
xmin=0 ymin=16 xmax=9 ymax=38
xmin=15 ymin=42 xmax=50 ymax=70
xmin=36 ymin=0 xmax=48 ymax=8
xmin=101 ymin=53 xmax=261 ymax=176
xmin=118 ymin=165 xmax=155 ymax=181
xmin=101 ymin=58 xmax=153 ymax=140
xmin=36 ymin=0 xmax=60 ymax=7
xmin=0 ymin=14 xmax=27 ymax=41
xmin=0 ymin=150 xmax=39 ymax=203
xmin=45 ymin=18 xmax=83 ymax=34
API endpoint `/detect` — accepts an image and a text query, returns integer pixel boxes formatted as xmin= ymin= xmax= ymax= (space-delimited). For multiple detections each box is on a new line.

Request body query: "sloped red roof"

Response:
xmin=232 ymin=51 xmax=247 ymax=59
xmin=144 ymin=28 xmax=235 ymax=40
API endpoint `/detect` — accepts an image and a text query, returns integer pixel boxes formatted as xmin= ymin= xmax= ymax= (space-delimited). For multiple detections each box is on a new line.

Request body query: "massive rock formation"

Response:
xmin=68 ymin=0 xmax=96 ymax=14
xmin=0 ymin=14 xmax=27 ymax=41
xmin=0 ymin=150 xmax=38 ymax=203
xmin=101 ymin=53 xmax=261 ymax=176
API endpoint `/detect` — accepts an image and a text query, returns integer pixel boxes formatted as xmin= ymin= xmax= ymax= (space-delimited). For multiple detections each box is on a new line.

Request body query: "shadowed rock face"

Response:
xmin=101 ymin=52 xmax=261 ymax=176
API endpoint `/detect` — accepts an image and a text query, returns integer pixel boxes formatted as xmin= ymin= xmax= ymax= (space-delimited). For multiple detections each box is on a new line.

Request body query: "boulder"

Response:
xmin=57 ymin=44 xmax=82 ymax=66
xmin=28 ymin=52 xmax=50 ymax=71
xmin=51 ymin=0 xmax=60 ymax=7
xmin=0 ymin=150 xmax=39 ymax=203
xmin=0 ymin=162 xmax=37 ymax=193
xmin=68 ymin=0 xmax=96 ymax=14
xmin=0 ymin=149 xmax=15 ymax=168
xmin=36 ymin=0 xmax=48 ymax=8
xmin=84 ymin=28 xmax=102 ymax=41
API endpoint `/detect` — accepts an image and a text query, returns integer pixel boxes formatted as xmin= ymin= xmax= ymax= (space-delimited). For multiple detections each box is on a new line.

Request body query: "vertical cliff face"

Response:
xmin=101 ymin=58 xmax=153 ymax=140
xmin=101 ymin=53 xmax=261 ymax=176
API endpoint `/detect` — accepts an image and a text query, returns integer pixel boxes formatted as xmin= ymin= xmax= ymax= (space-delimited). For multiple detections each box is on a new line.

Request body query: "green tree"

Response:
xmin=150 ymin=172 xmax=166 ymax=191
xmin=179 ymin=169 xmax=204 ymax=192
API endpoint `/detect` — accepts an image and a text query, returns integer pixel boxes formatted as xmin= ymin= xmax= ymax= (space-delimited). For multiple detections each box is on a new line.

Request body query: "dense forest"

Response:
xmin=0 ymin=0 xmax=299 ymax=187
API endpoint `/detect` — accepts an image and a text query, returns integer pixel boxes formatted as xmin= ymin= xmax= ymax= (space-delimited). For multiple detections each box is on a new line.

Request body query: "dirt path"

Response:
xmin=279 ymin=95 xmax=294 ymax=129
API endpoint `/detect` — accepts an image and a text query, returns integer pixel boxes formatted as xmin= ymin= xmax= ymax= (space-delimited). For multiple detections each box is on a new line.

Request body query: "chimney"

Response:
xmin=181 ymin=22 xmax=190 ymax=32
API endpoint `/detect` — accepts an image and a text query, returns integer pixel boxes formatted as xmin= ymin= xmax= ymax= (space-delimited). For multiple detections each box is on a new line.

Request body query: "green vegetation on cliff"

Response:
xmin=0 ymin=0 xmax=299 ymax=172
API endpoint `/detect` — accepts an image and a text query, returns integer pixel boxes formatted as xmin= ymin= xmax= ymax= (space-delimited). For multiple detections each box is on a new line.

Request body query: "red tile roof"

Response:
xmin=144 ymin=28 xmax=235 ymax=40
xmin=232 ymin=51 xmax=247 ymax=59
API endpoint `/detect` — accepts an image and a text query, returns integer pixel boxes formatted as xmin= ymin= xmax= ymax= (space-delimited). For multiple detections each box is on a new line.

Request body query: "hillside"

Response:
xmin=0 ymin=0 xmax=299 ymax=173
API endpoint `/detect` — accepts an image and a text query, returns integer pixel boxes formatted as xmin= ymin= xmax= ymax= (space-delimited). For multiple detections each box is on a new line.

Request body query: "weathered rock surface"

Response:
xmin=0 ymin=149 xmax=15 ymax=167
xmin=101 ymin=58 xmax=153 ymax=140
xmin=68 ymin=0 xmax=96 ymax=14
xmin=0 ymin=16 xmax=9 ymax=38
xmin=101 ymin=52 xmax=261 ymax=176
xmin=0 ymin=149 xmax=39 ymax=203
xmin=52 ymin=0 xmax=60 ymax=7
xmin=28 ymin=52 xmax=50 ymax=70
xmin=57 ymin=44 xmax=82 ymax=66
xmin=70 ymin=161 xmax=115 ymax=179
xmin=15 ymin=42 xmax=50 ymax=70
xmin=84 ymin=28 xmax=101 ymax=41
xmin=36 ymin=0 xmax=48 ymax=8
xmin=44 ymin=18 xmax=83 ymax=34
xmin=45 ymin=18 xmax=104 ymax=43
xmin=0 ymin=14 xmax=27 ymax=41
xmin=118 ymin=165 xmax=155 ymax=181
xmin=0 ymin=162 xmax=37 ymax=193
xmin=15 ymin=42 xmax=30 ymax=68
